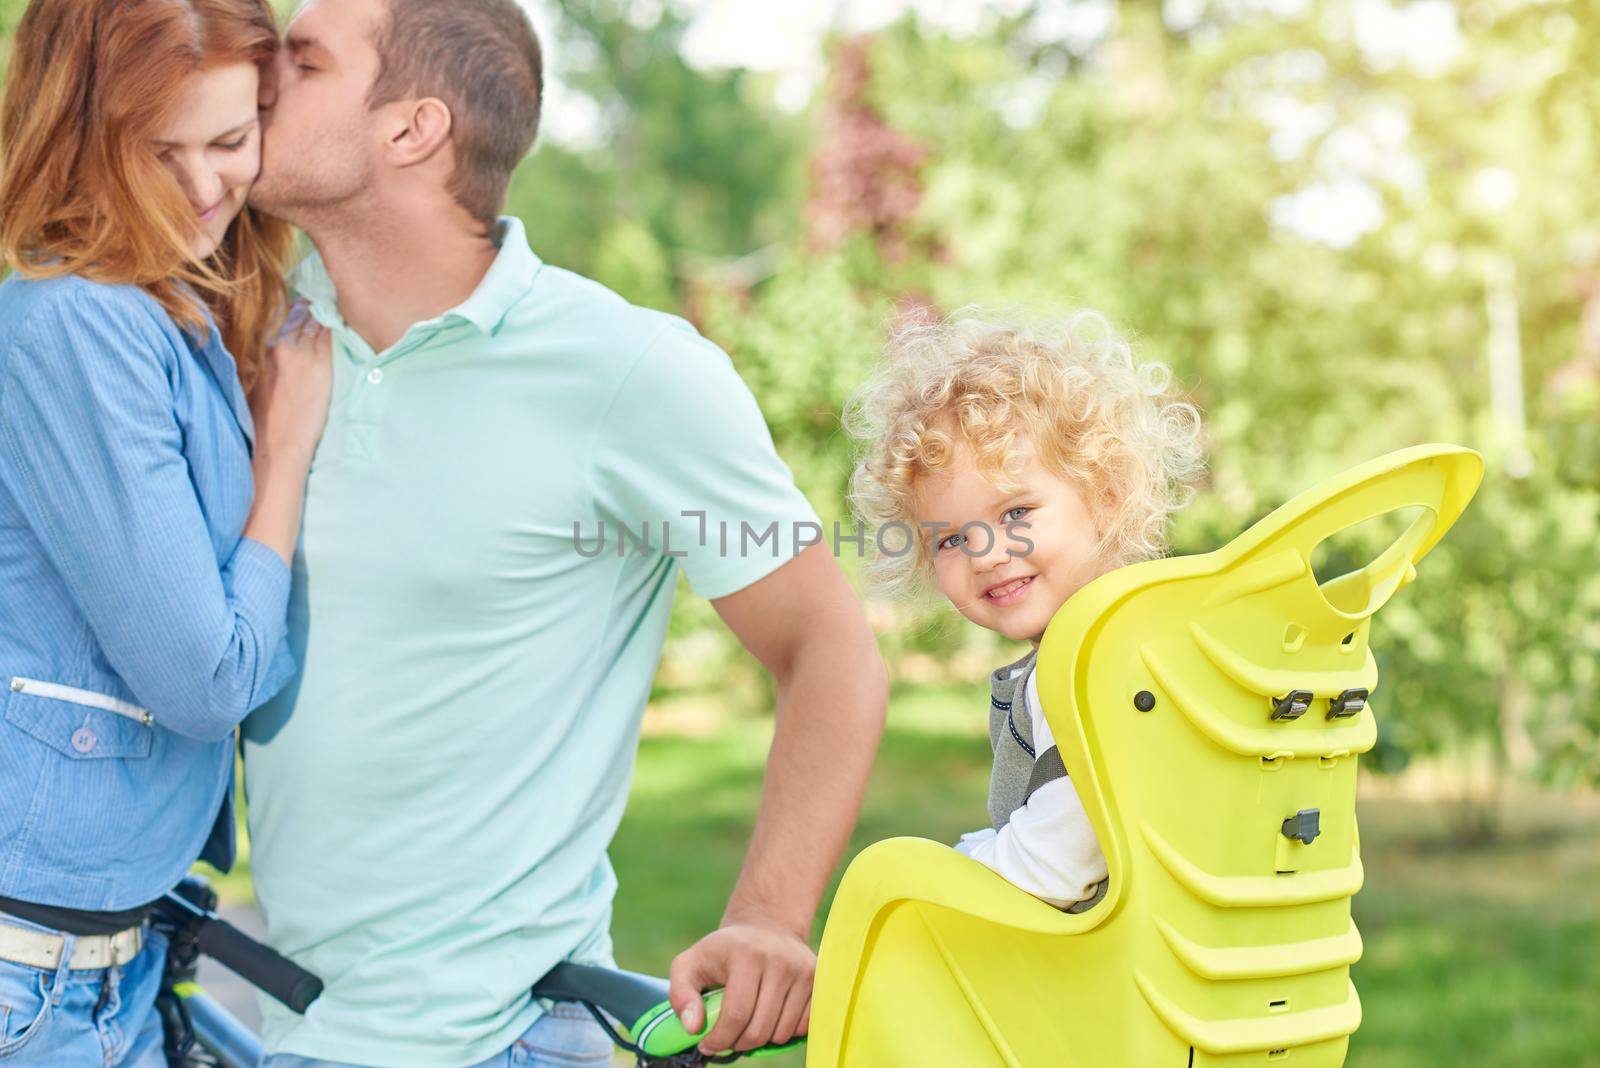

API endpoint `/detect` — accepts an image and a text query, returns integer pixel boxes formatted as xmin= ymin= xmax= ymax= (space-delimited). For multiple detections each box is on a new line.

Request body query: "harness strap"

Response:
xmin=1023 ymin=744 xmax=1068 ymax=804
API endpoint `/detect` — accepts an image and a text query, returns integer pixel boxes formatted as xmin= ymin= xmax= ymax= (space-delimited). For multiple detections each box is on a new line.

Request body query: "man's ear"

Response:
xmin=386 ymin=97 xmax=452 ymax=168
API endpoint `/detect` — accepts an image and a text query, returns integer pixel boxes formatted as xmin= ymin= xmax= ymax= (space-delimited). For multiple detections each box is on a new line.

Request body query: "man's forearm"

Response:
xmin=722 ymin=634 xmax=887 ymax=937
xmin=675 ymin=546 xmax=886 ymax=1051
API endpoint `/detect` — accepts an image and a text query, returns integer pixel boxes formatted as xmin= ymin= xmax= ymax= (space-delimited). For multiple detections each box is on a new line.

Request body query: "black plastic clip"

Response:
xmin=1327 ymin=688 xmax=1368 ymax=719
xmin=1270 ymin=689 xmax=1314 ymax=721
xmin=1281 ymin=808 xmax=1321 ymax=845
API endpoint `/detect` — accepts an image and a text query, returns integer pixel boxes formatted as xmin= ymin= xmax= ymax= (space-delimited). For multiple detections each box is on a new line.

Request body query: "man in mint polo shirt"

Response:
xmin=241 ymin=1 xmax=888 ymax=1066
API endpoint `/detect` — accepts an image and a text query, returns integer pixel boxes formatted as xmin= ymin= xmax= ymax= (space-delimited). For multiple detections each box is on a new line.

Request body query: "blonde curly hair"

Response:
xmin=845 ymin=308 xmax=1207 ymax=600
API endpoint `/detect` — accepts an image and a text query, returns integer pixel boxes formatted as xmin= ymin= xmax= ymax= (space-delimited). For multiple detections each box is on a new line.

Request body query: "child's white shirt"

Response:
xmin=953 ymin=668 xmax=1109 ymax=910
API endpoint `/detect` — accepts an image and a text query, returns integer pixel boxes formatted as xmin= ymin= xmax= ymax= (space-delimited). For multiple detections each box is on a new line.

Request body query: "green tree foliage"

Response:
xmin=505 ymin=0 xmax=806 ymax=310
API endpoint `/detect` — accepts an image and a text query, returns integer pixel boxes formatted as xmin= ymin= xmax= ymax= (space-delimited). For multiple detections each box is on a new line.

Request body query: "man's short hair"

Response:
xmin=368 ymin=0 xmax=542 ymax=229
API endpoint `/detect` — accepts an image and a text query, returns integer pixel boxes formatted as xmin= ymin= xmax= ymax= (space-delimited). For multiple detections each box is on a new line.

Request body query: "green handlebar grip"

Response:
xmin=631 ymin=991 xmax=715 ymax=1057
xmin=630 ymin=989 xmax=807 ymax=1059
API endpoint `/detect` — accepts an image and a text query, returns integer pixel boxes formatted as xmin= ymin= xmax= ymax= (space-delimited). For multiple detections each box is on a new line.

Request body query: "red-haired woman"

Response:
xmin=0 ymin=1 xmax=328 ymax=1062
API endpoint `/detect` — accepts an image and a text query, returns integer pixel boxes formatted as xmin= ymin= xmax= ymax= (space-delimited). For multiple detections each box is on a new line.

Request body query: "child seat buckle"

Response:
xmin=1326 ymin=688 xmax=1368 ymax=719
xmin=1281 ymin=808 xmax=1321 ymax=845
xmin=1269 ymin=689 xmax=1314 ymax=721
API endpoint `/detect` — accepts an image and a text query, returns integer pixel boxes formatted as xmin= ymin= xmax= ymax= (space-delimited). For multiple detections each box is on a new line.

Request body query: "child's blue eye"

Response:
xmin=1003 ymin=506 xmax=1030 ymax=522
xmin=937 ymin=533 xmax=965 ymax=551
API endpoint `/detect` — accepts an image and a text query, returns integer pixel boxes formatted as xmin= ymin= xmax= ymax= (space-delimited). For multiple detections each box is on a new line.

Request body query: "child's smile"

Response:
xmin=982 ymin=574 xmax=1036 ymax=604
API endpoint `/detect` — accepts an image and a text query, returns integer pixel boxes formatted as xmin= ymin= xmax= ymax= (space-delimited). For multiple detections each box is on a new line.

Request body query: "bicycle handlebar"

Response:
xmin=193 ymin=910 xmax=324 ymax=1014
xmin=532 ymin=961 xmax=804 ymax=1065
xmin=157 ymin=886 xmax=324 ymax=1015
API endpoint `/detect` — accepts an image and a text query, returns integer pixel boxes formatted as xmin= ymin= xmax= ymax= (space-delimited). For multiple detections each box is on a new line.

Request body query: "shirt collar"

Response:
xmin=289 ymin=215 xmax=541 ymax=339
xmin=444 ymin=216 xmax=541 ymax=334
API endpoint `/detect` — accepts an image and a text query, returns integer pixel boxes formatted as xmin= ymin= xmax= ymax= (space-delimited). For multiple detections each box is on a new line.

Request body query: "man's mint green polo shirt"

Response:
xmin=241 ymin=216 xmax=820 ymax=1067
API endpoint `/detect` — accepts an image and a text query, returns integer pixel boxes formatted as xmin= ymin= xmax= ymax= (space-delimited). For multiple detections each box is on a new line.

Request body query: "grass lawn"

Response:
xmin=212 ymin=682 xmax=1600 ymax=1066
xmin=1345 ymin=789 xmax=1600 ymax=1068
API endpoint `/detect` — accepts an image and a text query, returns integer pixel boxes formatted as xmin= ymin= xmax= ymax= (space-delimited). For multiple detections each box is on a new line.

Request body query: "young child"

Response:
xmin=846 ymin=309 xmax=1206 ymax=911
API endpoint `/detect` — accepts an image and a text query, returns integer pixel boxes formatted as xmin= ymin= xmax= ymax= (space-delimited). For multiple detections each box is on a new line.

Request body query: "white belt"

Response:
xmin=0 ymin=921 xmax=144 ymax=971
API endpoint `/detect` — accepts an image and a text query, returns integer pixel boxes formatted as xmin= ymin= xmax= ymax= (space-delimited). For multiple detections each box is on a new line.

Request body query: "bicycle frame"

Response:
xmin=152 ymin=878 xmax=266 ymax=1068
xmin=159 ymin=981 xmax=263 ymax=1068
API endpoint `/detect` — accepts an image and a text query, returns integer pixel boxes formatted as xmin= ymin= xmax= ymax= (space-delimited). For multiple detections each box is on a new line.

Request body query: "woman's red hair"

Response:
xmin=0 ymin=0 xmax=294 ymax=386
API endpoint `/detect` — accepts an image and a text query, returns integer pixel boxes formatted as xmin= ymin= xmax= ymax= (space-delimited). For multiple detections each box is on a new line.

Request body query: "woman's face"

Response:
xmin=149 ymin=62 xmax=263 ymax=260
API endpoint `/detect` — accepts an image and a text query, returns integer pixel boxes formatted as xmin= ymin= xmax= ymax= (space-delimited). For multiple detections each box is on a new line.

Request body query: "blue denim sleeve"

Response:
xmin=0 ymin=288 xmax=294 ymax=741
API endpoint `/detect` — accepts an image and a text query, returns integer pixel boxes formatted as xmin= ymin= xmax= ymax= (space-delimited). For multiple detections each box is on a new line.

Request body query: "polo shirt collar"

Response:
xmin=289 ymin=215 xmax=541 ymax=339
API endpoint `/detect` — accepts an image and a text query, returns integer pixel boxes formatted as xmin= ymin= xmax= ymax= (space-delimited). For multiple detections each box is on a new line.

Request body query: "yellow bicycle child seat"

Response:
xmin=807 ymin=444 xmax=1483 ymax=1067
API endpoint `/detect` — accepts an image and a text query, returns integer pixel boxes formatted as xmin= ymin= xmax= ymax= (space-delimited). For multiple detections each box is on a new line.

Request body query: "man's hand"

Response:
xmin=667 ymin=917 xmax=816 ymax=1055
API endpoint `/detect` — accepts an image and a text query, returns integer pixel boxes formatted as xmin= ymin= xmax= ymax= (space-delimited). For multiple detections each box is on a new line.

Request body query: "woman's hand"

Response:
xmin=243 ymin=301 xmax=333 ymax=565
xmin=251 ymin=300 xmax=333 ymax=462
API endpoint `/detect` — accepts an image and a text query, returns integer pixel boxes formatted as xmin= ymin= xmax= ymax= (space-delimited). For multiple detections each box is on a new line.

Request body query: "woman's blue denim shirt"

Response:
xmin=0 ymin=273 xmax=296 ymax=910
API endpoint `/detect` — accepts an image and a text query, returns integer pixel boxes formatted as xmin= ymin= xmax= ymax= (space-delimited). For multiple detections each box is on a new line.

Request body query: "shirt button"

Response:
xmin=367 ymin=367 xmax=384 ymax=385
xmin=71 ymin=727 xmax=97 ymax=754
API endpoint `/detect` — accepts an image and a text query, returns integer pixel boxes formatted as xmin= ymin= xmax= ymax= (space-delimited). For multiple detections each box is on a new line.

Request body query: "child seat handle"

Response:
xmin=1235 ymin=444 xmax=1483 ymax=622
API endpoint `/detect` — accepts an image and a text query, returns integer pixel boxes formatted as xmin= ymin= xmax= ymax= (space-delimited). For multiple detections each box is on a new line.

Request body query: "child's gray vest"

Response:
xmin=986 ymin=650 xmax=1065 ymax=829
xmin=986 ymin=649 xmax=1107 ymax=914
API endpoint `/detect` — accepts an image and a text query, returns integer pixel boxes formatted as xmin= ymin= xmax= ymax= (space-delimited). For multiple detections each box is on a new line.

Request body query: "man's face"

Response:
xmin=250 ymin=0 xmax=387 ymax=221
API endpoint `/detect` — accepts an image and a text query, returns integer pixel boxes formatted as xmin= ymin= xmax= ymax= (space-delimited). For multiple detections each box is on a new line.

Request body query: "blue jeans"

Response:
xmin=0 ymin=913 xmax=168 ymax=1066
xmin=261 ymin=1001 xmax=614 ymax=1068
